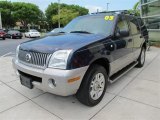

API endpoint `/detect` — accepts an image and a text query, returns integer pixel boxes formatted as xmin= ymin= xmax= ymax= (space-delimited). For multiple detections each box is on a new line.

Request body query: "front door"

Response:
xmin=127 ymin=16 xmax=145 ymax=60
xmin=110 ymin=15 xmax=134 ymax=76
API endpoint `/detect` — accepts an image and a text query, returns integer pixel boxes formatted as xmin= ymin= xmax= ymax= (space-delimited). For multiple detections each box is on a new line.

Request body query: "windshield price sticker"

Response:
xmin=104 ymin=16 xmax=114 ymax=21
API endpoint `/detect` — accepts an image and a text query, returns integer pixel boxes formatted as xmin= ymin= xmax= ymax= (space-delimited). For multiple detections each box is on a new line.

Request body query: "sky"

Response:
xmin=11 ymin=0 xmax=139 ymax=13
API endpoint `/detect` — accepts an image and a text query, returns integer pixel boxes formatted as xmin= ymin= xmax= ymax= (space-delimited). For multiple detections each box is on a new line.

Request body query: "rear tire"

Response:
xmin=2 ymin=37 xmax=5 ymax=40
xmin=136 ymin=47 xmax=146 ymax=68
xmin=76 ymin=64 xmax=108 ymax=107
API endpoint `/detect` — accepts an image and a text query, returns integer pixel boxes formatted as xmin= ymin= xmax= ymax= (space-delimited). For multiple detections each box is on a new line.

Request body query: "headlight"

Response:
xmin=16 ymin=45 xmax=20 ymax=60
xmin=48 ymin=50 xmax=72 ymax=69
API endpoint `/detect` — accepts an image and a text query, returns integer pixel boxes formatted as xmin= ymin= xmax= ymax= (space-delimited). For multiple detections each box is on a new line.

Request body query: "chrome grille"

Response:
xmin=18 ymin=50 xmax=51 ymax=68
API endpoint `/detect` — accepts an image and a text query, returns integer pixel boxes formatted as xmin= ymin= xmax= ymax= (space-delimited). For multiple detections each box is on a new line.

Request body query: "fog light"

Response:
xmin=48 ymin=79 xmax=56 ymax=88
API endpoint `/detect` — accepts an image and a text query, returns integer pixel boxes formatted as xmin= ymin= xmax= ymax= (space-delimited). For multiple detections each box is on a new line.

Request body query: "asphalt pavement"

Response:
xmin=0 ymin=38 xmax=31 ymax=56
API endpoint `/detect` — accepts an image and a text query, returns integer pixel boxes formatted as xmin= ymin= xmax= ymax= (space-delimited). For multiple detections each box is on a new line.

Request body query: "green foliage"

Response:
xmin=128 ymin=9 xmax=140 ymax=16
xmin=128 ymin=1 xmax=140 ymax=16
xmin=0 ymin=1 xmax=15 ymax=28
xmin=150 ymin=41 xmax=160 ymax=48
xmin=0 ymin=1 xmax=43 ymax=28
xmin=52 ymin=8 xmax=79 ymax=26
xmin=12 ymin=2 xmax=42 ymax=28
xmin=0 ymin=1 xmax=88 ymax=29
xmin=133 ymin=2 xmax=140 ymax=10
xmin=45 ymin=3 xmax=89 ymax=27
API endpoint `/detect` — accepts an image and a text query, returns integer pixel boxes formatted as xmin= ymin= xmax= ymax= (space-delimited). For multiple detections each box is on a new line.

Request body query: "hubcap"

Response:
xmin=141 ymin=49 xmax=145 ymax=64
xmin=90 ymin=73 xmax=105 ymax=100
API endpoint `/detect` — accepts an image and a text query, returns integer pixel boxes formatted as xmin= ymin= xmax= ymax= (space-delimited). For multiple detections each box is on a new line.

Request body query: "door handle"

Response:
xmin=128 ymin=39 xmax=132 ymax=42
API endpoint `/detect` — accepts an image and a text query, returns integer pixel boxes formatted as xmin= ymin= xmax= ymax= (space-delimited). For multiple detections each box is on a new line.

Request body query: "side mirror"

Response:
xmin=119 ymin=30 xmax=129 ymax=37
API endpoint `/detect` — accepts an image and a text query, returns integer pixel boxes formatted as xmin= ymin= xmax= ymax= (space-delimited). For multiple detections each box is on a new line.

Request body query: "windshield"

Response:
xmin=10 ymin=31 xmax=20 ymax=33
xmin=30 ymin=30 xmax=38 ymax=32
xmin=51 ymin=28 xmax=63 ymax=33
xmin=63 ymin=15 xmax=115 ymax=36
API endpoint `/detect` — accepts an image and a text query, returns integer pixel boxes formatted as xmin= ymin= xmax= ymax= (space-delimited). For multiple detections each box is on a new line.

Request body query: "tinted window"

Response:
xmin=128 ymin=17 xmax=140 ymax=34
xmin=141 ymin=0 xmax=156 ymax=4
xmin=117 ymin=16 xmax=129 ymax=33
xmin=137 ymin=18 xmax=148 ymax=36
xmin=51 ymin=28 xmax=63 ymax=33
xmin=8 ymin=31 xmax=20 ymax=34
xmin=145 ymin=17 xmax=160 ymax=29
xmin=30 ymin=30 xmax=38 ymax=32
xmin=141 ymin=0 xmax=160 ymax=17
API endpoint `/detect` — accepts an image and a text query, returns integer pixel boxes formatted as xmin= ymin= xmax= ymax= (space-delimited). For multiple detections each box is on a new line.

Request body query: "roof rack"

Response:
xmin=91 ymin=10 xmax=129 ymax=15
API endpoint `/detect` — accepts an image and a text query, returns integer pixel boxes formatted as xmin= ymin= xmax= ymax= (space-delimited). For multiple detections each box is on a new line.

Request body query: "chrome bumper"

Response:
xmin=12 ymin=59 xmax=88 ymax=96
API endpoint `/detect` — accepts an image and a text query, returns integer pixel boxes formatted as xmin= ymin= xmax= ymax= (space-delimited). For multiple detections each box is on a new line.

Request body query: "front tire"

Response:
xmin=136 ymin=47 xmax=146 ymax=68
xmin=76 ymin=64 xmax=108 ymax=107
xmin=2 ymin=37 xmax=5 ymax=40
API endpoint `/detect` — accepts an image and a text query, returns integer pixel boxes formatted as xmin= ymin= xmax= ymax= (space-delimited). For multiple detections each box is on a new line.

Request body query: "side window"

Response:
xmin=117 ymin=20 xmax=129 ymax=32
xmin=115 ymin=16 xmax=129 ymax=37
xmin=129 ymin=17 xmax=141 ymax=35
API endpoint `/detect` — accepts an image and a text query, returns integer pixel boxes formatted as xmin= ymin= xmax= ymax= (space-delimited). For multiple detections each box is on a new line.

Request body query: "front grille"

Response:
xmin=18 ymin=49 xmax=51 ymax=69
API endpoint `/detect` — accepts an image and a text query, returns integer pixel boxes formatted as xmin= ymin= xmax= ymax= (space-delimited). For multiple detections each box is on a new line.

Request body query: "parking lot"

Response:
xmin=0 ymin=38 xmax=31 ymax=56
xmin=0 ymin=46 xmax=160 ymax=120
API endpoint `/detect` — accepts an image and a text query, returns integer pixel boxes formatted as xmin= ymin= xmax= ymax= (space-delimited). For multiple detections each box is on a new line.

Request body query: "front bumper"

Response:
xmin=12 ymin=59 xmax=88 ymax=96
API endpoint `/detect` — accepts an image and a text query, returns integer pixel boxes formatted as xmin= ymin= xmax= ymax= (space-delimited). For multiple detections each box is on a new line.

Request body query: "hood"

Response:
xmin=20 ymin=33 xmax=107 ymax=53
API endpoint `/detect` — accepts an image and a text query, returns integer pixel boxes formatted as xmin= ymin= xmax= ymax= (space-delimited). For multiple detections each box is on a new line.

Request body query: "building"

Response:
xmin=140 ymin=0 xmax=160 ymax=41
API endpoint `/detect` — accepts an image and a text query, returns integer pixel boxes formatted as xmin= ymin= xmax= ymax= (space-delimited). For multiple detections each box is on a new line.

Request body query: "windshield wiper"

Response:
xmin=58 ymin=31 xmax=66 ymax=33
xmin=70 ymin=31 xmax=91 ymax=34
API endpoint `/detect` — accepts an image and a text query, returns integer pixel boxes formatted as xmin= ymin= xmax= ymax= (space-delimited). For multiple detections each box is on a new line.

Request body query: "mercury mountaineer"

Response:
xmin=13 ymin=11 xmax=147 ymax=106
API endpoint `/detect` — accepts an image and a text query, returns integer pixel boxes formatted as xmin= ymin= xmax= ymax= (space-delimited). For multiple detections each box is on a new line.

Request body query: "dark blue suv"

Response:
xmin=13 ymin=11 xmax=147 ymax=106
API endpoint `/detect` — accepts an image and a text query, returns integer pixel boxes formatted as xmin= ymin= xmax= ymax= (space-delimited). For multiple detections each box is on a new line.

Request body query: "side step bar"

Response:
xmin=109 ymin=61 xmax=138 ymax=83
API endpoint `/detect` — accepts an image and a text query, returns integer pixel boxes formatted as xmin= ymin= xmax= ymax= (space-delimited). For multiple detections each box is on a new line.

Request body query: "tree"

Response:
xmin=45 ymin=3 xmax=89 ymax=27
xmin=52 ymin=8 xmax=79 ymax=26
xmin=128 ymin=1 xmax=140 ymax=16
xmin=12 ymin=2 xmax=42 ymax=29
xmin=133 ymin=2 xmax=140 ymax=10
xmin=38 ymin=11 xmax=49 ymax=30
xmin=0 ymin=1 xmax=14 ymax=28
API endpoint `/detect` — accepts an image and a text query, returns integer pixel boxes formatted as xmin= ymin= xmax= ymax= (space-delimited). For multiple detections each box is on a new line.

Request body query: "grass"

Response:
xmin=149 ymin=40 xmax=160 ymax=48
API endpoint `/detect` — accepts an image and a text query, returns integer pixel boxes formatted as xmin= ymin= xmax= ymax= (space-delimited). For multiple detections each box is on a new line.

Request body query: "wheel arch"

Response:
xmin=77 ymin=57 xmax=110 ymax=92
xmin=88 ymin=58 xmax=110 ymax=77
xmin=76 ymin=59 xmax=110 ymax=106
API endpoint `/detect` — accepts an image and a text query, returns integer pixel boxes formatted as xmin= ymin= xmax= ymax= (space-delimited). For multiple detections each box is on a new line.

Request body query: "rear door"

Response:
xmin=127 ymin=16 xmax=145 ymax=60
xmin=110 ymin=15 xmax=134 ymax=76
